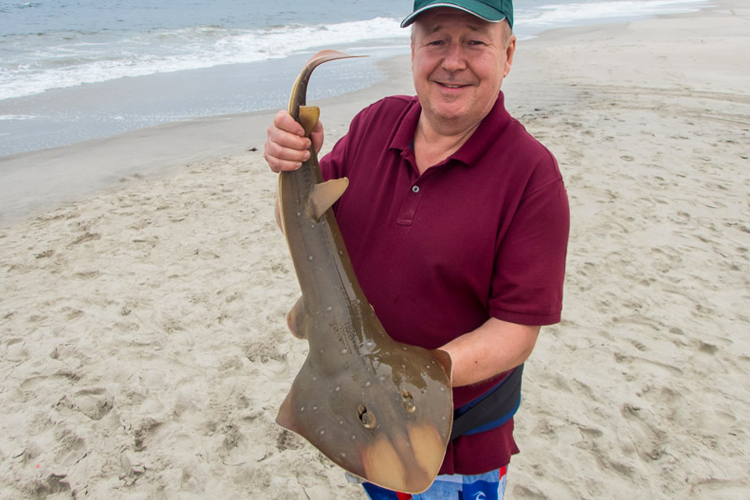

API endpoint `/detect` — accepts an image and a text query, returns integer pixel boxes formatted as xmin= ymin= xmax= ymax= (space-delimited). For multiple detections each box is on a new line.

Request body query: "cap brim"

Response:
xmin=400 ymin=2 xmax=506 ymax=28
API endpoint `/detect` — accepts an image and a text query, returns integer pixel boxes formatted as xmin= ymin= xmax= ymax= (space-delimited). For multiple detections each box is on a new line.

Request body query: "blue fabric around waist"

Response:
xmin=461 ymin=396 xmax=521 ymax=436
xmin=453 ymin=371 xmax=521 ymax=436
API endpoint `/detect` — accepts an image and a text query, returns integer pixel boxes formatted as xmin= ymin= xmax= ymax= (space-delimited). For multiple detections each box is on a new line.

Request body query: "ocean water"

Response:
xmin=0 ymin=0 xmax=709 ymax=156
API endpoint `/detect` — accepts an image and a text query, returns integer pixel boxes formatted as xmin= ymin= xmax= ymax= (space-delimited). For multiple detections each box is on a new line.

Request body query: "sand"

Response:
xmin=1 ymin=1 xmax=749 ymax=498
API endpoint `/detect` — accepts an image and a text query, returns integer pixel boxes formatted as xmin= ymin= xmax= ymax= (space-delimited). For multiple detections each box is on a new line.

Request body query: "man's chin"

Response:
xmin=429 ymin=103 xmax=470 ymax=123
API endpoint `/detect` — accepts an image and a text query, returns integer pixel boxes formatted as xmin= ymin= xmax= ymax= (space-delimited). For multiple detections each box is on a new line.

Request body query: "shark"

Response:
xmin=275 ymin=50 xmax=454 ymax=494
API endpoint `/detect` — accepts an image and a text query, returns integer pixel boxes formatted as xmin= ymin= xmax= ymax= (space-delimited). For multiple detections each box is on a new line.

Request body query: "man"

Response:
xmin=264 ymin=1 xmax=569 ymax=498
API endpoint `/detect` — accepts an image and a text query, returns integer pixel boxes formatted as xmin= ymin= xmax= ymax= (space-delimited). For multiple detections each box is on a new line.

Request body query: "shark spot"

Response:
xmin=358 ymin=404 xmax=377 ymax=429
xmin=401 ymin=391 xmax=416 ymax=413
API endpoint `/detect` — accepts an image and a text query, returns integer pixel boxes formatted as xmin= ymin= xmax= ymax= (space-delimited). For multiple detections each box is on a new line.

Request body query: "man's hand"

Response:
xmin=264 ymin=109 xmax=324 ymax=173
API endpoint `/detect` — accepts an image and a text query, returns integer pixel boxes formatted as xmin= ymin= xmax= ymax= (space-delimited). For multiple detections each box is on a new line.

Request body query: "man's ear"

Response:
xmin=504 ymin=34 xmax=517 ymax=78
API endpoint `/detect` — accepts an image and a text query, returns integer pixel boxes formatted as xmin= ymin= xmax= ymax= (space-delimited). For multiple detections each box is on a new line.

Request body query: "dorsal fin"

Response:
xmin=298 ymin=106 xmax=320 ymax=137
xmin=308 ymin=178 xmax=349 ymax=221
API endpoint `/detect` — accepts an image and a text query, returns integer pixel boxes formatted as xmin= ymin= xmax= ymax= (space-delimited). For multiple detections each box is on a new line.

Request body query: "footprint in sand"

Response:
xmin=276 ymin=429 xmax=304 ymax=452
xmin=54 ymin=426 xmax=87 ymax=466
xmin=68 ymin=387 xmax=114 ymax=421
xmin=28 ymin=473 xmax=71 ymax=498
xmin=5 ymin=338 xmax=29 ymax=362
xmin=620 ymin=403 xmax=667 ymax=462
xmin=513 ymin=485 xmax=549 ymax=500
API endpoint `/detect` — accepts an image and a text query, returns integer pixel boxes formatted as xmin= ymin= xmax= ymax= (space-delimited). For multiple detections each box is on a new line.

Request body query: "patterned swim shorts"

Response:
xmin=362 ymin=466 xmax=508 ymax=500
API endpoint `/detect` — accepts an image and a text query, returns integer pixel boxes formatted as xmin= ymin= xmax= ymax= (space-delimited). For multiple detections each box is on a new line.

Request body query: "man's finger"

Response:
xmin=267 ymin=123 xmax=311 ymax=151
xmin=264 ymin=137 xmax=310 ymax=170
xmin=274 ymin=109 xmax=305 ymax=136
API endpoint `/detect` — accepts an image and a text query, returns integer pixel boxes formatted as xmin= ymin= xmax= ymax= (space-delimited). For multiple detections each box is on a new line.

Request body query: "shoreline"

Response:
xmin=1 ymin=1 xmax=749 ymax=498
xmin=0 ymin=47 xmax=405 ymax=158
xmin=0 ymin=52 xmax=413 ymax=229
xmin=0 ymin=0 xmax=727 ymax=229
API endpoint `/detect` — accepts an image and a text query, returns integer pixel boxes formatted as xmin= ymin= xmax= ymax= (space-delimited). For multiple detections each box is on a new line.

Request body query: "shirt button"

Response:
xmin=412 ymin=185 xmax=420 ymax=193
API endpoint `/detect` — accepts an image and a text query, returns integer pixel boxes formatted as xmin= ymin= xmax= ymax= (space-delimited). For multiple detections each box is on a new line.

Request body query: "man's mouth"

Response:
xmin=438 ymin=82 xmax=468 ymax=89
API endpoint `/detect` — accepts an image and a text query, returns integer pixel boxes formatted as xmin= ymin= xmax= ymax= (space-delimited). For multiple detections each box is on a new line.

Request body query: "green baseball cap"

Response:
xmin=400 ymin=0 xmax=514 ymax=29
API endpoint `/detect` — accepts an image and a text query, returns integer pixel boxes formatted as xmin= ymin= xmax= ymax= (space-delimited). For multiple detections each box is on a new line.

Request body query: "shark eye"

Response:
xmin=401 ymin=390 xmax=415 ymax=413
xmin=357 ymin=404 xmax=377 ymax=429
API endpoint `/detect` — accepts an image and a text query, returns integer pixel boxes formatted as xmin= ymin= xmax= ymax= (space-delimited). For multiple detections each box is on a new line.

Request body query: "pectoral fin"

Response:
xmin=276 ymin=389 xmax=300 ymax=433
xmin=308 ymin=178 xmax=349 ymax=221
xmin=431 ymin=349 xmax=453 ymax=383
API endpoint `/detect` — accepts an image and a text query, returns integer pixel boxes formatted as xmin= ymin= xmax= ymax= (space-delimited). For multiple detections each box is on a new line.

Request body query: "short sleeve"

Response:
xmin=488 ymin=156 xmax=570 ymax=325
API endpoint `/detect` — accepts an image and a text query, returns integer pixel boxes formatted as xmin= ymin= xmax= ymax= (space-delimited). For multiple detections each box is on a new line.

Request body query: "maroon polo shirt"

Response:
xmin=320 ymin=92 xmax=569 ymax=475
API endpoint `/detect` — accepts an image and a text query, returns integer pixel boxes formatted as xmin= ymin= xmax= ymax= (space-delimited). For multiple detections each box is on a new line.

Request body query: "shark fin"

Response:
xmin=286 ymin=296 xmax=308 ymax=340
xmin=276 ymin=390 xmax=301 ymax=433
xmin=308 ymin=178 xmax=349 ymax=221
xmin=298 ymin=106 xmax=320 ymax=137
xmin=431 ymin=349 xmax=453 ymax=384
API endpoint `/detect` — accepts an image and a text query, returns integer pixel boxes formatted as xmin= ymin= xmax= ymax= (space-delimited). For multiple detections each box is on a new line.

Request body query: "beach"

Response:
xmin=1 ymin=1 xmax=749 ymax=499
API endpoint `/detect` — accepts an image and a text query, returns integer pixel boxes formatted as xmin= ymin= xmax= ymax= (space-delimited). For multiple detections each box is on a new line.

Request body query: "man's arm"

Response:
xmin=440 ymin=318 xmax=540 ymax=387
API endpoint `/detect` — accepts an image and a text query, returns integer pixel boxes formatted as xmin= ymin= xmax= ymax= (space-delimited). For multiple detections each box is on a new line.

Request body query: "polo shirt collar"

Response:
xmin=390 ymin=97 xmax=422 ymax=153
xmin=389 ymin=91 xmax=512 ymax=169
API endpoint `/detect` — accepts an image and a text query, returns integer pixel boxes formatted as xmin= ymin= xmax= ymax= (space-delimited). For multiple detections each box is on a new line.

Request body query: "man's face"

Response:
xmin=411 ymin=8 xmax=515 ymax=132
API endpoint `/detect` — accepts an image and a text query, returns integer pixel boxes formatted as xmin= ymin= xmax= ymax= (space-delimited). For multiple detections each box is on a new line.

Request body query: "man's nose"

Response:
xmin=441 ymin=43 xmax=467 ymax=72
